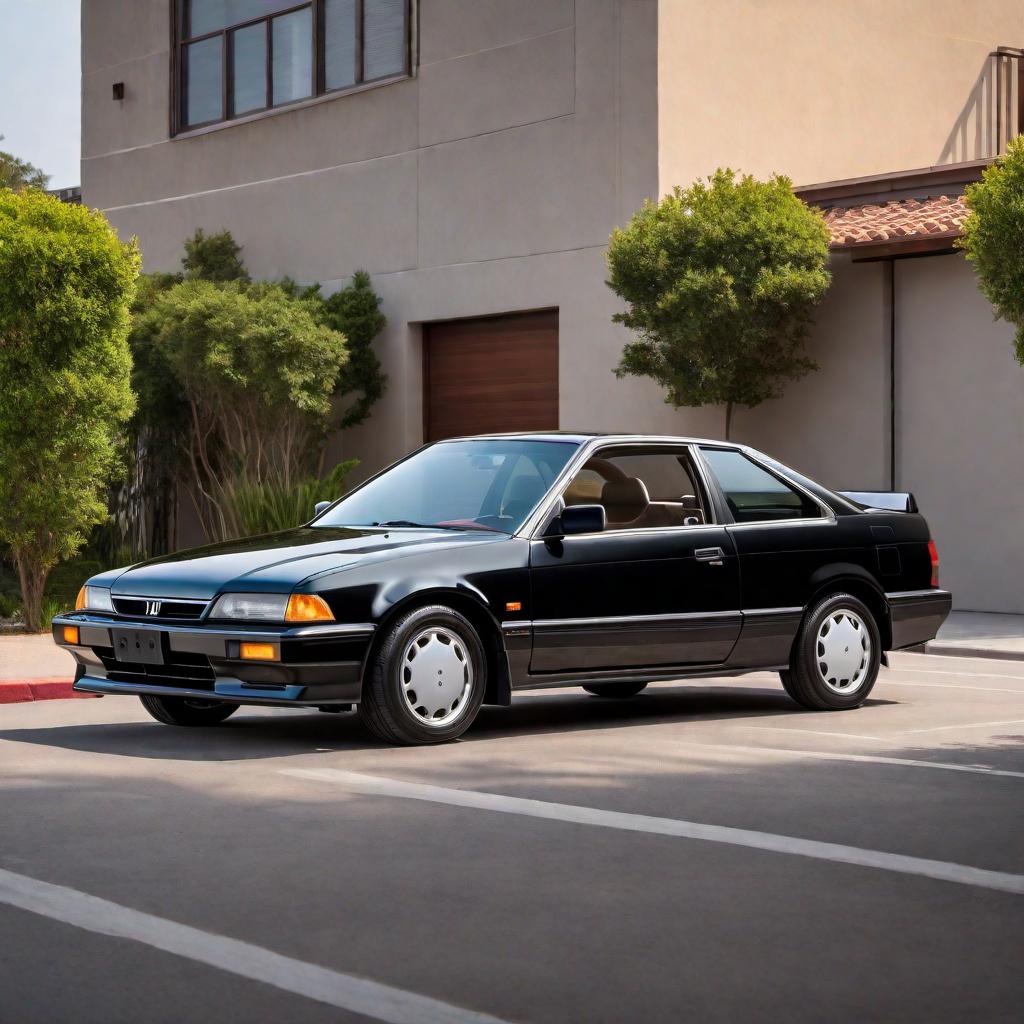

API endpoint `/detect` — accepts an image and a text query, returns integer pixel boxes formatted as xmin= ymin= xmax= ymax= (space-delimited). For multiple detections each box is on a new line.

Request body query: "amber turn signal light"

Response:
xmin=284 ymin=593 xmax=334 ymax=623
xmin=239 ymin=642 xmax=279 ymax=661
xmin=75 ymin=587 xmax=86 ymax=610
xmin=505 ymin=601 xmax=522 ymax=612
xmin=62 ymin=625 xmax=80 ymax=645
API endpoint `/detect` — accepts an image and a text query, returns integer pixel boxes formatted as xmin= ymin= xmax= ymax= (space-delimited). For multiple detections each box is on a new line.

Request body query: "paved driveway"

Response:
xmin=1 ymin=652 xmax=1022 ymax=1023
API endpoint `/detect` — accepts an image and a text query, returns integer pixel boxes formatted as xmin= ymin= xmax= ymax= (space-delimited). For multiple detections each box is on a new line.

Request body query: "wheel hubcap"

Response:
xmin=816 ymin=609 xmax=871 ymax=694
xmin=401 ymin=626 xmax=473 ymax=728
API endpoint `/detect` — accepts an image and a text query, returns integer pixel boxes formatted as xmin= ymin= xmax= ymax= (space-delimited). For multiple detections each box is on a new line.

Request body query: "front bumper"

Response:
xmin=887 ymin=588 xmax=953 ymax=650
xmin=52 ymin=613 xmax=375 ymax=707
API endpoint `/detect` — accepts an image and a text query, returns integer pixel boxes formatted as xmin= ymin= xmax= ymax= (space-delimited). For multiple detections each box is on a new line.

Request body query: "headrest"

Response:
xmin=503 ymin=475 xmax=546 ymax=511
xmin=601 ymin=477 xmax=649 ymax=522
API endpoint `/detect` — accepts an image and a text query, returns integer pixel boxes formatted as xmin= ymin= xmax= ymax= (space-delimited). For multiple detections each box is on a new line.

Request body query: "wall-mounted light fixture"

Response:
xmin=112 ymin=82 xmax=125 ymax=100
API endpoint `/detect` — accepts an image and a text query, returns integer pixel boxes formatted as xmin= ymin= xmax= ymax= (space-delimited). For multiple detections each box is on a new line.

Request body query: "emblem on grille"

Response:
xmin=145 ymin=600 xmax=161 ymax=616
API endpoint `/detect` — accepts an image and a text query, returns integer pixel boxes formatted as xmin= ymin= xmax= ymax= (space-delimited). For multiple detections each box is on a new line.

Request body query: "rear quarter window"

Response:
xmin=701 ymin=448 xmax=821 ymax=523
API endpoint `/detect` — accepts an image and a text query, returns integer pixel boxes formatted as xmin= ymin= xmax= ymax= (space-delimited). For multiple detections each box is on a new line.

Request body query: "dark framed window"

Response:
xmin=175 ymin=0 xmax=411 ymax=132
xmin=699 ymin=448 xmax=822 ymax=524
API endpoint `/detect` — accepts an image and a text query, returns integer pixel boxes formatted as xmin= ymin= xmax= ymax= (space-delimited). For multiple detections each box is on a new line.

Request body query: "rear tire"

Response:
xmin=139 ymin=695 xmax=238 ymax=726
xmin=358 ymin=605 xmax=486 ymax=745
xmin=582 ymin=681 xmax=648 ymax=698
xmin=782 ymin=592 xmax=881 ymax=711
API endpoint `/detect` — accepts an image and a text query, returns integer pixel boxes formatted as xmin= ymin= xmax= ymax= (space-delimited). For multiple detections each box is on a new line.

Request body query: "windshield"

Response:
xmin=316 ymin=439 xmax=579 ymax=534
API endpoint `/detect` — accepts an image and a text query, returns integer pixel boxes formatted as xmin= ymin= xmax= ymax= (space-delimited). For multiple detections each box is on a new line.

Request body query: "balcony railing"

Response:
xmin=941 ymin=47 xmax=1024 ymax=163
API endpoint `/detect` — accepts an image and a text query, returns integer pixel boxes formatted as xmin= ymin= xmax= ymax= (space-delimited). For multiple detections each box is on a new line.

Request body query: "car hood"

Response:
xmin=95 ymin=527 xmax=506 ymax=600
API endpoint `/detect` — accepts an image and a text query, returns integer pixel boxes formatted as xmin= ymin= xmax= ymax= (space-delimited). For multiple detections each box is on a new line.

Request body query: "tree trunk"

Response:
xmin=14 ymin=553 xmax=48 ymax=633
xmin=724 ymin=401 xmax=734 ymax=441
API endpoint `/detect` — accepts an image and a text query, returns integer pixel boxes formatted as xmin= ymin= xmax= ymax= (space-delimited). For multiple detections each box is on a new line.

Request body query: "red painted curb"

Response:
xmin=0 ymin=679 xmax=99 ymax=704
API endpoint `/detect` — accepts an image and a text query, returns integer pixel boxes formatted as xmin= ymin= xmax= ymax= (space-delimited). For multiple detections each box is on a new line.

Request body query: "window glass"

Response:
xmin=324 ymin=0 xmax=358 ymax=91
xmin=189 ymin=1 xmax=294 ymax=37
xmin=317 ymin=440 xmax=577 ymax=535
xmin=562 ymin=448 xmax=707 ymax=531
xmin=185 ymin=36 xmax=223 ymax=126
xmin=700 ymin=448 xmax=820 ymax=523
xmin=272 ymin=7 xmax=313 ymax=105
xmin=231 ymin=23 xmax=266 ymax=115
xmin=363 ymin=0 xmax=406 ymax=80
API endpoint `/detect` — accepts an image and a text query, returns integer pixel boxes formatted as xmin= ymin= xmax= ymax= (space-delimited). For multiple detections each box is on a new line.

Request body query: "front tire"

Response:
xmin=582 ymin=682 xmax=648 ymax=698
xmin=358 ymin=605 xmax=486 ymax=745
xmin=782 ymin=592 xmax=881 ymax=710
xmin=139 ymin=695 xmax=238 ymax=726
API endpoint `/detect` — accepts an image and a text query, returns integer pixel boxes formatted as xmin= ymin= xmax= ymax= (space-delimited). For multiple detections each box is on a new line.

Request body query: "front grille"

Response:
xmin=94 ymin=646 xmax=216 ymax=690
xmin=112 ymin=597 xmax=207 ymax=620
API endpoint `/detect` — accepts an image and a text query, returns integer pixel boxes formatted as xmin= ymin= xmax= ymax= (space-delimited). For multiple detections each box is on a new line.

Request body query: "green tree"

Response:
xmin=139 ymin=279 xmax=349 ymax=540
xmin=319 ymin=270 xmax=387 ymax=430
xmin=607 ymin=169 xmax=832 ymax=438
xmin=958 ymin=135 xmax=1024 ymax=364
xmin=0 ymin=190 xmax=139 ymax=630
xmin=0 ymin=137 xmax=49 ymax=191
xmin=182 ymin=228 xmax=249 ymax=283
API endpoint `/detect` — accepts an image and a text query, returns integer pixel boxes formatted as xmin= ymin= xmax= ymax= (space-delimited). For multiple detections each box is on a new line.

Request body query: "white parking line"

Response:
xmin=282 ymin=769 xmax=1024 ymax=896
xmin=897 ymin=718 xmax=1024 ymax=735
xmin=887 ymin=663 xmax=1024 ymax=682
xmin=0 ymin=867 xmax=510 ymax=1024
xmin=674 ymin=742 xmax=1024 ymax=780
xmin=744 ymin=726 xmax=885 ymax=741
xmin=881 ymin=679 xmax=1024 ymax=694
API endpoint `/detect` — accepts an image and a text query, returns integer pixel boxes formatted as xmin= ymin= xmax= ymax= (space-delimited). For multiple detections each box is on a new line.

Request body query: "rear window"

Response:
xmin=700 ymin=448 xmax=821 ymax=523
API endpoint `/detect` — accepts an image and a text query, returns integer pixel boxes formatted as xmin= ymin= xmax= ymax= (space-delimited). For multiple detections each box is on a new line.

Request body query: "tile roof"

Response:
xmin=823 ymin=194 xmax=968 ymax=248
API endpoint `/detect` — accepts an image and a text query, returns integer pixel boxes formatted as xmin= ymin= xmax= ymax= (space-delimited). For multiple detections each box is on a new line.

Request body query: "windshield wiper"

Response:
xmin=372 ymin=520 xmax=463 ymax=531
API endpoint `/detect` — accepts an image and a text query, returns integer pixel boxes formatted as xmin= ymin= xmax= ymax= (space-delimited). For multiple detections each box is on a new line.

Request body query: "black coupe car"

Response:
xmin=54 ymin=433 xmax=951 ymax=745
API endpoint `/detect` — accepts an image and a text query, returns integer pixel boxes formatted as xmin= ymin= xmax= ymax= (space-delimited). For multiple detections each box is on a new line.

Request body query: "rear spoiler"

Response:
xmin=839 ymin=491 xmax=919 ymax=513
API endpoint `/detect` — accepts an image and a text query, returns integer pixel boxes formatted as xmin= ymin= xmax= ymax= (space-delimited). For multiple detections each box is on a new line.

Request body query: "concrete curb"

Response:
xmin=922 ymin=642 xmax=1024 ymax=662
xmin=0 ymin=679 xmax=99 ymax=704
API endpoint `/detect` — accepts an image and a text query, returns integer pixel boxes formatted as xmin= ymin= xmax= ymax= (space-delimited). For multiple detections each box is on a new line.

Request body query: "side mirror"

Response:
xmin=313 ymin=500 xmax=332 ymax=518
xmin=559 ymin=504 xmax=606 ymax=536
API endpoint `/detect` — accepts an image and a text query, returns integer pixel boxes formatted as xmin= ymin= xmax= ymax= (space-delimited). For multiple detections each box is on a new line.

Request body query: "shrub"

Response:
xmin=958 ymin=135 xmax=1024 ymax=364
xmin=223 ymin=460 xmax=359 ymax=538
xmin=139 ymin=279 xmax=350 ymax=540
xmin=607 ymin=168 xmax=832 ymax=437
xmin=0 ymin=190 xmax=138 ymax=630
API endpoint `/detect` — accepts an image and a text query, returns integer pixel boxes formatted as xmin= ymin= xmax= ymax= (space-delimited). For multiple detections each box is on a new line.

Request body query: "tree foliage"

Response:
xmin=607 ymin=169 xmax=832 ymax=437
xmin=139 ymin=279 xmax=349 ymax=541
xmin=183 ymin=228 xmax=249 ymax=283
xmin=125 ymin=230 xmax=387 ymax=548
xmin=0 ymin=137 xmax=49 ymax=191
xmin=958 ymin=135 xmax=1024 ymax=364
xmin=0 ymin=190 xmax=139 ymax=629
xmin=319 ymin=270 xmax=387 ymax=429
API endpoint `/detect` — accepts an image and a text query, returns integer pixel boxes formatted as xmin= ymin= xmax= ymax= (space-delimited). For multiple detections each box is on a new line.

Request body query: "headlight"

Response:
xmin=75 ymin=586 xmax=114 ymax=613
xmin=210 ymin=593 xmax=289 ymax=621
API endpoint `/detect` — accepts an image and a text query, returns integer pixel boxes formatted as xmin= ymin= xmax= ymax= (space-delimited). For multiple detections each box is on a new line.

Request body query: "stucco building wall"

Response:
xmin=657 ymin=0 xmax=1024 ymax=191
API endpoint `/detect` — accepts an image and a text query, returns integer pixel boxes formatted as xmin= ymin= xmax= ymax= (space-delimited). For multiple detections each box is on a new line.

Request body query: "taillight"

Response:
xmin=928 ymin=539 xmax=939 ymax=588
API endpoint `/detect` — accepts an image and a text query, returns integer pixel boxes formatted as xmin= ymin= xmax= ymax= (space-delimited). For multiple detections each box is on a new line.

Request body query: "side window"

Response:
xmin=561 ymin=447 xmax=709 ymax=531
xmin=700 ymin=448 xmax=821 ymax=523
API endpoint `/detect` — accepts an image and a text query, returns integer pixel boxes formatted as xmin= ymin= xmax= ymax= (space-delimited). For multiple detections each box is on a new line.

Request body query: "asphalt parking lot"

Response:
xmin=1 ymin=651 xmax=1022 ymax=1023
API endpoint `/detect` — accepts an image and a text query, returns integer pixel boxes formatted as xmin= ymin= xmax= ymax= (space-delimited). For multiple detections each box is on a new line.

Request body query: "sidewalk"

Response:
xmin=924 ymin=610 xmax=1024 ymax=660
xmin=0 ymin=633 xmax=86 ymax=703
xmin=0 ymin=633 xmax=76 ymax=680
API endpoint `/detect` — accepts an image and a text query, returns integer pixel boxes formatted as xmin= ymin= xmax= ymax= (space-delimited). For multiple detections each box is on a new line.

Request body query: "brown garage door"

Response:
xmin=423 ymin=310 xmax=558 ymax=442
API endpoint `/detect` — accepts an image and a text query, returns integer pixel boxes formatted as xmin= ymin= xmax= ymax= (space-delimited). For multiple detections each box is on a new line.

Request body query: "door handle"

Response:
xmin=694 ymin=546 xmax=725 ymax=566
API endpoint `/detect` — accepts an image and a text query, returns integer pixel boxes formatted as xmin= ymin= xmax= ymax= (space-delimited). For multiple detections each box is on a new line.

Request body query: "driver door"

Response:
xmin=528 ymin=445 xmax=742 ymax=674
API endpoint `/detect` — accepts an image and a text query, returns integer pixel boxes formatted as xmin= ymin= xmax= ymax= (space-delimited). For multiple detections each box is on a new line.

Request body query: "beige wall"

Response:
xmin=733 ymin=250 xmax=1024 ymax=614
xmin=658 ymin=0 xmax=1024 ymax=192
xmin=731 ymin=253 xmax=891 ymax=493
xmin=896 ymin=255 xmax=1024 ymax=613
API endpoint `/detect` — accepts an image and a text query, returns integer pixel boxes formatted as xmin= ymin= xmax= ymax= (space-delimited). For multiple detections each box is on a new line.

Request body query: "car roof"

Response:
xmin=434 ymin=431 xmax=742 ymax=448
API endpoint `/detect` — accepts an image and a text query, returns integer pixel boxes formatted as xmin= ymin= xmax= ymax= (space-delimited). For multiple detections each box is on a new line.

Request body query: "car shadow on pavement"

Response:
xmin=0 ymin=684 xmax=898 ymax=762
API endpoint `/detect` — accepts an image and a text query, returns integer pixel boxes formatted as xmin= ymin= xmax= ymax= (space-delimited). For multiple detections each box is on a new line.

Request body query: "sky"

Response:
xmin=0 ymin=0 xmax=81 ymax=190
